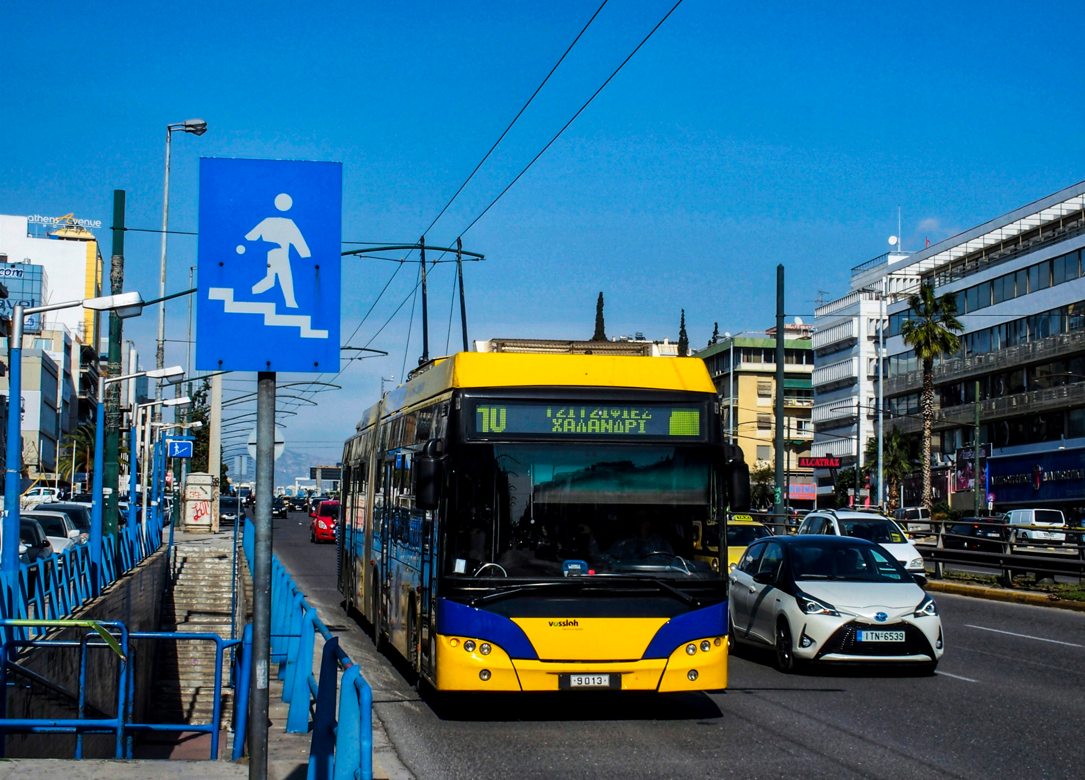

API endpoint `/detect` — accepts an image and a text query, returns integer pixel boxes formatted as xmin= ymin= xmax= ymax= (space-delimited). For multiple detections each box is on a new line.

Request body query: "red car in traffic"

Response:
xmin=309 ymin=500 xmax=340 ymax=543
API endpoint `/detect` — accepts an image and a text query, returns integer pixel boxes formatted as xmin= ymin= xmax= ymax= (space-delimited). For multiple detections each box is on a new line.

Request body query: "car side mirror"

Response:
xmin=726 ymin=456 xmax=751 ymax=513
xmin=912 ymin=573 xmax=929 ymax=587
xmin=68 ymin=529 xmax=80 ymax=539
xmin=415 ymin=439 xmax=445 ymax=511
xmin=753 ymin=571 xmax=775 ymax=585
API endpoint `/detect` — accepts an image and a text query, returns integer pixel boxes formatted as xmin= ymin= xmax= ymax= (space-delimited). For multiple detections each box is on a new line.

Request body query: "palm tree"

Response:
xmin=900 ymin=282 xmax=962 ymax=511
xmin=59 ymin=422 xmax=96 ymax=482
xmin=864 ymin=429 xmax=915 ymax=513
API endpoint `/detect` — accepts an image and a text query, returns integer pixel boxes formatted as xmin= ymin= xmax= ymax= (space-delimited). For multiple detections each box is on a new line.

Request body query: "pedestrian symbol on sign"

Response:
xmin=242 ymin=193 xmax=310 ymax=309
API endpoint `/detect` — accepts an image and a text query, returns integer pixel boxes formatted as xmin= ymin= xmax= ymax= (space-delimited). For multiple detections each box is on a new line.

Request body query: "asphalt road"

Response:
xmin=273 ymin=511 xmax=1085 ymax=780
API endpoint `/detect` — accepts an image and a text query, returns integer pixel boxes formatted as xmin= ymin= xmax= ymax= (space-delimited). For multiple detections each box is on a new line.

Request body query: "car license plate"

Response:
xmin=857 ymin=630 xmax=905 ymax=642
xmin=558 ymin=673 xmax=615 ymax=690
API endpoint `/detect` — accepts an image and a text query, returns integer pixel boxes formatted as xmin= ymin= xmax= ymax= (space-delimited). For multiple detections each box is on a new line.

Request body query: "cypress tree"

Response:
xmin=592 ymin=292 xmax=606 ymax=341
xmin=678 ymin=309 xmax=689 ymax=356
xmin=709 ymin=322 xmax=720 ymax=346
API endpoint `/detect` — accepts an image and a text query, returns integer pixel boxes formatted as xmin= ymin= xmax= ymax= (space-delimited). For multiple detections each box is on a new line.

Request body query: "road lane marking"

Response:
xmin=965 ymin=624 xmax=1084 ymax=648
xmin=935 ymin=671 xmax=978 ymax=682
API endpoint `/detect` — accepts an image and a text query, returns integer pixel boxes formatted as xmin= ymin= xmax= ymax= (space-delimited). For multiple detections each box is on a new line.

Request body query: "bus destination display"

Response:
xmin=469 ymin=402 xmax=703 ymax=439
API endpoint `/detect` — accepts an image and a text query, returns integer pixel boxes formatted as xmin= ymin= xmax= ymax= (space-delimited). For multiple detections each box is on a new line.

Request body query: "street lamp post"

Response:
xmin=156 ymin=119 xmax=207 ymax=422
xmin=92 ymin=366 xmax=184 ymax=592
xmin=3 ymin=292 xmax=146 ymax=575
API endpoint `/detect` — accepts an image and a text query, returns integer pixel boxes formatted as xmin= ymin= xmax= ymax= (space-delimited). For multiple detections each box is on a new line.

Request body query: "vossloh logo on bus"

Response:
xmin=548 ymin=619 xmax=580 ymax=629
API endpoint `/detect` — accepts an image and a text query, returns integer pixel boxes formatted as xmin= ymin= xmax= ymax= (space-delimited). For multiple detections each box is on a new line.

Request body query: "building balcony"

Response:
xmin=812 ymin=357 xmax=859 ymax=387
xmin=812 ymin=398 xmax=860 ymax=423
xmin=811 ymin=438 xmax=857 ymax=459
xmin=812 ymin=318 xmax=858 ymax=351
xmin=892 ymin=382 xmax=1085 ymax=435
xmin=885 ymin=328 xmax=1085 ymax=396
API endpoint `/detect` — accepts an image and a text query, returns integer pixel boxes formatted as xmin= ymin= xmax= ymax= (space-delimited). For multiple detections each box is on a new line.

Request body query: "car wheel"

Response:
xmin=774 ymin=619 xmax=797 ymax=673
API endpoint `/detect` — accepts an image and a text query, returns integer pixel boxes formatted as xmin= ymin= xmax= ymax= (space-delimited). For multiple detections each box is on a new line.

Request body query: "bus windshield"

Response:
xmin=445 ymin=444 xmax=720 ymax=581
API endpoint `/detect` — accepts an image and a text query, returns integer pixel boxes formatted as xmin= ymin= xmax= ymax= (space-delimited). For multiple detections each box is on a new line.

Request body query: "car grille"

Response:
xmin=817 ymin=621 xmax=934 ymax=659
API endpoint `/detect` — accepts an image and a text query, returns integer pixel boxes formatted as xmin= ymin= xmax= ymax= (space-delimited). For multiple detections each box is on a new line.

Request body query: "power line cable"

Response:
xmin=420 ymin=0 xmax=610 ymax=239
xmin=452 ymin=0 xmax=685 ymax=243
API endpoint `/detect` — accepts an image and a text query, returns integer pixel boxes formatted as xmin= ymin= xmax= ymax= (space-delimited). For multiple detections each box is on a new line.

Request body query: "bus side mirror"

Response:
xmin=728 ymin=460 xmax=751 ymax=513
xmin=415 ymin=439 xmax=445 ymax=511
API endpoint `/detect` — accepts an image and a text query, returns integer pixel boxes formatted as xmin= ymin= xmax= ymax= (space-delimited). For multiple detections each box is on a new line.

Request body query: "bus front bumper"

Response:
xmin=434 ymin=634 xmax=727 ymax=692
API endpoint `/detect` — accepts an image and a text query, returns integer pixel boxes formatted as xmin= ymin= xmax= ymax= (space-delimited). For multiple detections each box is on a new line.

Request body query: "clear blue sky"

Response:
xmin=3 ymin=0 xmax=1084 ymax=471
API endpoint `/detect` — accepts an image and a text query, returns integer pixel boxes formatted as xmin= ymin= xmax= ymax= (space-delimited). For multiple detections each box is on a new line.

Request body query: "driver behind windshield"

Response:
xmin=607 ymin=511 xmax=675 ymax=560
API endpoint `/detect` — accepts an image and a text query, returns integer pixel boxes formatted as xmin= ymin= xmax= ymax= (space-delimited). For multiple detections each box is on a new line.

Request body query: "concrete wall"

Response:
xmin=3 ymin=548 xmax=167 ymax=758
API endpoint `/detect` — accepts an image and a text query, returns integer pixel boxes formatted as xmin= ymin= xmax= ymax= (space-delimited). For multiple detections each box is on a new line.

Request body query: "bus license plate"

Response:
xmin=857 ymin=630 xmax=905 ymax=643
xmin=570 ymin=674 xmax=610 ymax=688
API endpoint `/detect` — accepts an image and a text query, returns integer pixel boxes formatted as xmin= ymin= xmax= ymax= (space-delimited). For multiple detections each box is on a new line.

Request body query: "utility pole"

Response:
xmin=209 ymin=373 xmax=222 ymax=486
xmin=878 ymin=280 xmax=886 ymax=508
xmin=104 ymin=190 xmax=125 ymax=540
xmin=773 ymin=264 xmax=785 ymax=533
xmin=456 ymin=237 xmax=469 ymax=352
xmin=974 ymin=379 xmax=982 ymax=518
xmin=420 ymin=236 xmax=429 ymax=364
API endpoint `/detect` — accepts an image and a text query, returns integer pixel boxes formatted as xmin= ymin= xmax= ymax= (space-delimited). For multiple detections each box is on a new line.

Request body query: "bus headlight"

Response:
xmin=479 ymin=669 xmax=491 ymax=681
xmin=687 ymin=670 xmax=698 ymax=681
xmin=464 ymin=640 xmax=476 ymax=652
xmin=479 ymin=643 xmax=492 ymax=655
xmin=686 ymin=643 xmax=697 ymax=655
xmin=700 ymin=640 xmax=711 ymax=652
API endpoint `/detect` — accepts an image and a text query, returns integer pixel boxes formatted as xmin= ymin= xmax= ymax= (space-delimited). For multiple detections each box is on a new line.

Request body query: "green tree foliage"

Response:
xmin=59 ymin=422 xmax=96 ymax=482
xmin=678 ymin=309 xmax=689 ymax=356
xmin=751 ymin=463 xmax=775 ymax=509
xmin=591 ymin=292 xmax=606 ymax=342
xmin=833 ymin=466 xmax=857 ymax=508
xmin=900 ymin=283 xmax=962 ymax=511
xmin=863 ymin=428 xmax=916 ymax=512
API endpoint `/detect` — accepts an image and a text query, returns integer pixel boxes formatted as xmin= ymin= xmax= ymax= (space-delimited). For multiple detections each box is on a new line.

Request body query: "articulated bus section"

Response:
xmin=335 ymin=352 xmax=750 ymax=693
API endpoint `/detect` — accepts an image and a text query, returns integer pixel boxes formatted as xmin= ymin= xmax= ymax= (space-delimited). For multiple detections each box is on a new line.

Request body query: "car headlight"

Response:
xmin=914 ymin=594 xmax=938 ymax=618
xmin=909 ymin=558 xmax=925 ymax=569
xmin=796 ymin=593 xmax=840 ymax=616
xmin=317 ymin=520 xmax=327 ymax=529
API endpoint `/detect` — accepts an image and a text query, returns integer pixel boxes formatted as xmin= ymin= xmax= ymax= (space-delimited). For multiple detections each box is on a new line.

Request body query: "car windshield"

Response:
xmin=51 ymin=505 xmax=91 ymax=532
xmin=29 ymin=515 xmax=67 ymax=537
xmin=727 ymin=524 xmax=769 ymax=548
xmin=790 ymin=542 xmax=909 ymax=582
xmin=838 ymin=518 xmax=907 ymax=545
xmin=318 ymin=505 xmax=340 ymax=519
xmin=444 ymin=444 xmax=720 ymax=581
xmin=220 ymin=499 xmax=242 ymax=511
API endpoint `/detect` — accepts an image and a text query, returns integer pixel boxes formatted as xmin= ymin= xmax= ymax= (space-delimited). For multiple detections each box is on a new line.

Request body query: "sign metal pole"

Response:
xmin=249 ymin=371 xmax=275 ymax=779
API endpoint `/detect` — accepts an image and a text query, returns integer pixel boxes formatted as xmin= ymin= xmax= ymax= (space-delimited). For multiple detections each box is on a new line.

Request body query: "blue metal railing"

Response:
xmin=1 ymin=510 xmax=169 ymax=644
xmin=0 ymin=618 xmax=239 ymax=760
xmin=236 ymin=518 xmax=373 ymax=780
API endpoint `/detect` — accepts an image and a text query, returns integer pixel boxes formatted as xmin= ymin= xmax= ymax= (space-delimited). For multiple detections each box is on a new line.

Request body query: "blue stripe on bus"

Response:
xmin=436 ymin=598 xmax=539 ymax=660
xmin=641 ymin=600 xmax=728 ymax=659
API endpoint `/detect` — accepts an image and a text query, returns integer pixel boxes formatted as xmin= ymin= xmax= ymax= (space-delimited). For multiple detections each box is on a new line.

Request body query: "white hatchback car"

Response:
xmin=729 ymin=535 xmax=943 ymax=672
xmin=797 ymin=510 xmax=926 ymax=575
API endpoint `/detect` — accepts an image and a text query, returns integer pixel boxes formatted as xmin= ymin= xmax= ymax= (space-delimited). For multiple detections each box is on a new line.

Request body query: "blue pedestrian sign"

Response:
xmin=167 ymin=439 xmax=194 ymax=459
xmin=196 ymin=158 xmax=342 ymax=373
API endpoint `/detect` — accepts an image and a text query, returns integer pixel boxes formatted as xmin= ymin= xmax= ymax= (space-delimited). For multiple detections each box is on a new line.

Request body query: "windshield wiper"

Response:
xmin=585 ymin=574 xmax=700 ymax=606
xmin=468 ymin=581 xmax=582 ymax=607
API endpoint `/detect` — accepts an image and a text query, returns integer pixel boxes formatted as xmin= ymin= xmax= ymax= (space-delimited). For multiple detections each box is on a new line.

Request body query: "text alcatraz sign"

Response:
xmin=468 ymin=402 xmax=704 ymax=440
xmin=798 ymin=456 xmax=841 ymax=468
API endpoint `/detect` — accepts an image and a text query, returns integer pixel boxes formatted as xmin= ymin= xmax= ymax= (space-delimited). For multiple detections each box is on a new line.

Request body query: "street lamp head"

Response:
xmin=146 ymin=365 xmax=184 ymax=381
xmin=163 ymin=396 xmax=192 ymax=408
xmin=84 ymin=291 xmax=144 ymax=319
xmin=188 ymin=421 xmax=204 ymax=430
xmin=182 ymin=119 xmax=208 ymax=136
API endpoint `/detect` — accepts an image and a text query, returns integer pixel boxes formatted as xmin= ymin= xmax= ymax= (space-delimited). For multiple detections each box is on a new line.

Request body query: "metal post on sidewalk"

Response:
xmin=249 ymin=371 xmax=276 ymax=780
xmin=2 ymin=305 xmax=25 ymax=575
xmin=772 ymin=264 xmax=786 ymax=535
xmin=91 ymin=376 xmax=106 ymax=593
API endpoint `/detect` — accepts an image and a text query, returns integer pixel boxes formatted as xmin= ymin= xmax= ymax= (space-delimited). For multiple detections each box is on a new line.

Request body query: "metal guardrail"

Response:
xmin=734 ymin=512 xmax=1085 ymax=583
xmin=1 ymin=511 xmax=169 ymax=643
xmin=237 ymin=518 xmax=373 ymax=780
xmin=0 ymin=618 xmax=240 ymax=759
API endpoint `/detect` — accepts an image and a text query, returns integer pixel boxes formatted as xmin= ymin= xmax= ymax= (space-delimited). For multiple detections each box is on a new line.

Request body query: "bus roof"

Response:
xmin=355 ymin=352 xmax=715 ymax=432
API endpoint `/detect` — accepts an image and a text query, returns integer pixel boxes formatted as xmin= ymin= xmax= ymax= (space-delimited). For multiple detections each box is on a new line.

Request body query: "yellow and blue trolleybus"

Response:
xmin=337 ymin=351 xmax=750 ymax=692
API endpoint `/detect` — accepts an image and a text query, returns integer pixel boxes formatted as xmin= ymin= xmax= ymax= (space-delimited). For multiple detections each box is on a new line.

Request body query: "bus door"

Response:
xmin=338 ymin=464 xmax=353 ymax=605
xmin=378 ymin=455 xmax=396 ymax=635
xmin=419 ymin=500 xmax=437 ymax=674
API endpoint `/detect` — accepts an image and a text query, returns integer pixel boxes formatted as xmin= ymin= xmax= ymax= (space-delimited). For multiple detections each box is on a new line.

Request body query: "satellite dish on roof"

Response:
xmin=794 ymin=316 xmax=803 ymax=326
xmin=888 ymin=235 xmax=898 ymax=246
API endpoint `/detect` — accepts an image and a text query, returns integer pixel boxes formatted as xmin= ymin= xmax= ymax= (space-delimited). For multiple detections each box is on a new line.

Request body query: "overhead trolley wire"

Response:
xmin=453 ymin=0 xmax=685 ymax=242
xmin=420 ymin=0 xmax=611 ymax=239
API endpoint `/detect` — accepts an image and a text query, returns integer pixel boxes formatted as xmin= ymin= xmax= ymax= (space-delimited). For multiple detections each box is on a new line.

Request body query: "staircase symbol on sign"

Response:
xmin=207 ymin=287 xmax=328 ymax=339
